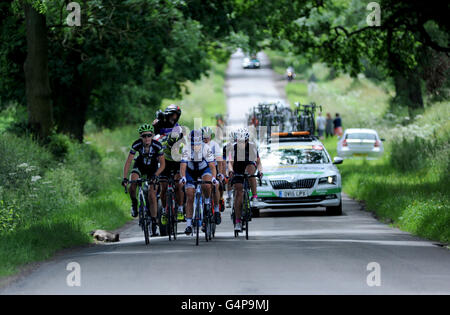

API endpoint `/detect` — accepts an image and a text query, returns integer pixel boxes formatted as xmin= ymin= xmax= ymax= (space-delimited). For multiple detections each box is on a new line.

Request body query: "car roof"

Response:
xmin=345 ymin=128 xmax=378 ymax=134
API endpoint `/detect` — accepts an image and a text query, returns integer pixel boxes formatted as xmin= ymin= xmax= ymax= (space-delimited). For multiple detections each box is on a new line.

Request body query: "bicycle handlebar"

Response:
xmin=124 ymin=177 xmax=159 ymax=194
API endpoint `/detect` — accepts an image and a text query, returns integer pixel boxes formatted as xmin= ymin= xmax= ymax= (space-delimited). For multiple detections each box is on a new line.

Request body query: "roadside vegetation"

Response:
xmin=0 ymin=61 xmax=227 ymax=278
xmin=266 ymin=50 xmax=449 ymax=243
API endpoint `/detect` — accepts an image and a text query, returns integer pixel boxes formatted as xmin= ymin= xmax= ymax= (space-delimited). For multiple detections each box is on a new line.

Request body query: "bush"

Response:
xmin=47 ymin=133 xmax=71 ymax=160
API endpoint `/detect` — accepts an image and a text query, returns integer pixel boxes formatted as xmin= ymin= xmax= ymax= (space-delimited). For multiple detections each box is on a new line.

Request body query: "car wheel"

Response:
xmin=326 ymin=201 xmax=342 ymax=216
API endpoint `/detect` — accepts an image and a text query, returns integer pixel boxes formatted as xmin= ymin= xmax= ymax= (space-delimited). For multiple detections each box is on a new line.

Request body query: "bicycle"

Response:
xmin=294 ymin=102 xmax=322 ymax=135
xmin=125 ymin=177 xmax=158 ymax=245
xmin=158 ymin=170 xmax=178 ymax=241
xmin=191 ymin=179 xmax=213 ymax=246
xmin=231 ymin=172 xmax=261 ymax=240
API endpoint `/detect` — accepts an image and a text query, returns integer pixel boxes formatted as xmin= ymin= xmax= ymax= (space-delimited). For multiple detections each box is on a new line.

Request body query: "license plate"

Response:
xmin=280 ymin=190 xmax=308 ymax=198
xmin=353 ymin=153 xmax=368 ymax=157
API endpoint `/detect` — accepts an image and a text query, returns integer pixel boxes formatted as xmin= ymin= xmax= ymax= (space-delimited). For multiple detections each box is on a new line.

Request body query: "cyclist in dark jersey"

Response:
xmin=224 ymin=128 xmax=263 ymax=232
xmin=153 ymin=104 xmax=182 ymax=136
xmin=122 ymin=124 xmax=165 ymax=236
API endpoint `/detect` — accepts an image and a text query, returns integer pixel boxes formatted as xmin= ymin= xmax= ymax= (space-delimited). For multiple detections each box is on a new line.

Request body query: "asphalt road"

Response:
xmin=1 ymin=51 xmax=449 ymax=295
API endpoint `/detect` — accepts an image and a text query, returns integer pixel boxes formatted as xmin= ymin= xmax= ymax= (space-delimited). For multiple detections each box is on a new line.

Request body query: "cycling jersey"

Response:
xmin=159 ymin=135 xmax=184 ymax=179
xmin=159 ymin=135 xmax=184 ymax=162
xmin=223 ymin=141 xmax=259 ymax=164
xmin=130 ymin=139 xmax=163 ymax=177
xmin=154 ymin=120 xmax=180 ymax=137
xmin=224 ymin=141 xmax=259 ymax=184
xmin=181 ymin=143 xmax=214 ymax=171
xmin=208 ymin=140 xmax=222 ymax=166
xmin=182 ymin=143 xmax=215 ymax=189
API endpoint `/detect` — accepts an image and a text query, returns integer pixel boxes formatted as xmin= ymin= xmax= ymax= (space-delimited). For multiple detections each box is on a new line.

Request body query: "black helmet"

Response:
xmin=165 ymin=104 xmax=181 ymax=117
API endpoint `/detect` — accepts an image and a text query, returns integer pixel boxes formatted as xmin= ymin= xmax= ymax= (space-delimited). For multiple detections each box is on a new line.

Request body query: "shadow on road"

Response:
xmin=260 ymin=209 xmax=345 ymax=218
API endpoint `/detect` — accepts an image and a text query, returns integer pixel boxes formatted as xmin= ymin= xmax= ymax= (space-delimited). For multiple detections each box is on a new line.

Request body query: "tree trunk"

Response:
xmin=23 ymin=3 xmax=53 ymax=139
xmin=52 ymin=71 xmax=93 ymax=142
xmin=393 ymin=71 xmax=424 ymax=110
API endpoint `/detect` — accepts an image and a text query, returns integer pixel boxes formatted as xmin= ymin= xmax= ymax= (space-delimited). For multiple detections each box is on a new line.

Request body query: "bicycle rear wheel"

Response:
xmin=167 ymin=193 xmax=173 ymax=241
xmin=140 ymin=195 xmax=150 ymax=245
xmin=195 ymin=199 xmax=200 ymax=246
xmin=243 ymin=194 xmax=250 ymax=240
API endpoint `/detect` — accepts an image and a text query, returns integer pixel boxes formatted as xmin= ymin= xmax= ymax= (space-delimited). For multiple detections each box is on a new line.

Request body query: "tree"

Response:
xmin=233 ymin=0 xmax=449 ymax=110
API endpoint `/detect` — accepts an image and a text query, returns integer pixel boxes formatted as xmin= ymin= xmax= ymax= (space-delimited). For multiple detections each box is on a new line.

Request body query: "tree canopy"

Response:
xmin=0 ymin=0 xmax=448 ymax=139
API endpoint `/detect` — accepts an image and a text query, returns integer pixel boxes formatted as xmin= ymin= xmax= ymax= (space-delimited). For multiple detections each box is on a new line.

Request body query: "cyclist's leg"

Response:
xmin=129 ymin=168 xmax=140 ymax=217
xmin=173 ymin=165 xmax=184 ymax=218
xmin=184 ymin=169 xmax=196 ymax=232
xmin=159 ymin=180 xmax=168 ymax=209
xmin=233 ymin=180 xmax=244 ymax=221
xmin=200 ymin=167 xmax=212 ymax=202
xmin=246 ymin=163 xmax=257 ymax=197
xmin=147 ymin=180 xmax=158 ymax=219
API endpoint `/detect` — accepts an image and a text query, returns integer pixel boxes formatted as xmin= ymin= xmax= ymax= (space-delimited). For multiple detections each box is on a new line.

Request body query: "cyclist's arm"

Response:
xmin=228 ymin=161 xmax=234 ymax=175
xmin=218 ymin=160 xmax=226 ymax=177
xmin=155 ymin=155 xmax=165 ymax=177
xmin=256 ymin=156 xmax=263 ymax=174
xmin=123 ymin=153 xmax=135 ymax=179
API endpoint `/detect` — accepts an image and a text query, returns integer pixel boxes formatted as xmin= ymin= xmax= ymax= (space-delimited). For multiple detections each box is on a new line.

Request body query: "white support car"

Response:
xmin=253 ymin=133 xmax=343 ymax=216
xmin=337 ymin=128 xmax=384 ymax=159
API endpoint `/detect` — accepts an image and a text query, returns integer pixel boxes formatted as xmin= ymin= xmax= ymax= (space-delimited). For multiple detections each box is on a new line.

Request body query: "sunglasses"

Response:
xmin=141 ymin=133 xmax=154 ymax=138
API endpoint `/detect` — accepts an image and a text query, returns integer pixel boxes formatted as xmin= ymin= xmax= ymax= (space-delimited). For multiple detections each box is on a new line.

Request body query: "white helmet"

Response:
xmin=235 ymin=127 xmax=249 ymax=141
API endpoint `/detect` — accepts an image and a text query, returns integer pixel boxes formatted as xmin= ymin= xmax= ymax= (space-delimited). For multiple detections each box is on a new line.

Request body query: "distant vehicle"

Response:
xmin=337 ymin=128 xmax=385 ymax=159
xmin=242 ymin=56 xmax=261 ymax=69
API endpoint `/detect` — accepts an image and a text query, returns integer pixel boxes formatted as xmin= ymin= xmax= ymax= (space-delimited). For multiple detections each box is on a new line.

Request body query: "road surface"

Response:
xmin=1 ymin=51 xmax=449 ymax=295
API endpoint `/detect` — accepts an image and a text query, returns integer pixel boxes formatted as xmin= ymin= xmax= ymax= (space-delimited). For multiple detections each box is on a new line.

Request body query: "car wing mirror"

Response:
xmin=380 ymin=138 xmax=386 ymax=142
xmin=333 ymin=157 xmax=343 ymax=164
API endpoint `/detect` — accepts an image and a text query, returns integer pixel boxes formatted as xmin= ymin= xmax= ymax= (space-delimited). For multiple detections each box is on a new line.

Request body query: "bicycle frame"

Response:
xmin=159 ymin=171 xmax=178 ymax=241
xmin=125 ymin=178 xmax=156 ymax=245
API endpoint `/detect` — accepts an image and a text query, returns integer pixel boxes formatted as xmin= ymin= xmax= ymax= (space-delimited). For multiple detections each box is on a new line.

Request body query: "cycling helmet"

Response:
xmin=138 ymin=123 xmax=154 ymax=134
xmin=164 ymin=104 xmax=182 ymax=121
xmin=190 ymin=130 xmax=203 ymax=145
xmin=201 ymin=126 xmax=215 ymax=140
xmin=235 ymin=128 xmax=249 ymax=141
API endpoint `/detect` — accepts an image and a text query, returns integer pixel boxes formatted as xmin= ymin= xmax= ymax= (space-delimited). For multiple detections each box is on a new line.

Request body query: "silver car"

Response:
xmin=337 ymin=128 xmax=384 ymax=159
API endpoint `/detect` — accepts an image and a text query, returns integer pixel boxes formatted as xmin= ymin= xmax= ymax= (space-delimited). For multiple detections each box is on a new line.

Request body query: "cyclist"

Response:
xmin=122 ymin=124 xmax=165 ymax=236
xmin=201 ymin=126 xmax=223 ymax=225
xmin=179 ymin=130 xmax=218 ymax=235
xmin=226 ymin=128 xmax=263 ymax=232
xmin=153 ymin=104 xmax=182 ymax=136
xmin=159 ymin=126 xmax=185 ymax=225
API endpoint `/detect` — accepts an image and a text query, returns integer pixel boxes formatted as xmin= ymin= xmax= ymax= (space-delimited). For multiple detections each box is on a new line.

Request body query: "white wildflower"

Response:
xmin=25 ymin=166 xmax=37 ymax=173
xmin=31 ymin=176 xmax=42 ymax=182
xmin=18 ymin=163 xmax=29 ymax=168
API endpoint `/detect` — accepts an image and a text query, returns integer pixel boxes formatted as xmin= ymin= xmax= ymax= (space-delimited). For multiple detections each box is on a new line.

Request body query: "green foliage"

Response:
xmin=47 ymin=133 xmax=70 ymax=160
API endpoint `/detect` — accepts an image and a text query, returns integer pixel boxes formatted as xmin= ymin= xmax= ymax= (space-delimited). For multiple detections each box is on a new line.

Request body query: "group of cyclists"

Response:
xmin=121 ymin=104 xmax=263 ymax=238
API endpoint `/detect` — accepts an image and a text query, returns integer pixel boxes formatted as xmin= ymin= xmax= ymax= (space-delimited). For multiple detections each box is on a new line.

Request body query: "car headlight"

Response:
xmin=260 ymin=179 xmax=269 ymax=186
xmin=318 ymin=176 xmax=337 ymax=185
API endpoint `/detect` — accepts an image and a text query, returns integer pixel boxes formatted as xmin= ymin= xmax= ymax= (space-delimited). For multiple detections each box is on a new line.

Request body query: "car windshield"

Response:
xmin=346 ymin=133 xmax=377 ymax=140
xmin=263 ymin=145 xmax=330 ymax=165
